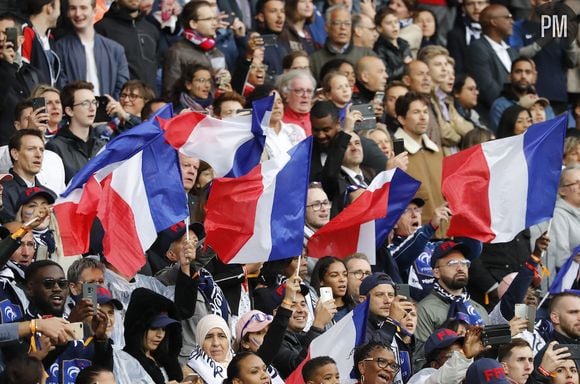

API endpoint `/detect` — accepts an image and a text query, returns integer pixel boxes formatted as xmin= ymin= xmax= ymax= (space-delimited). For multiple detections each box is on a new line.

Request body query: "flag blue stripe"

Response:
xmin=141 ymin=135 xmax=189 ymax=232
xmin=223 ymin=95 xmax=273 ymax=178
xmin=349 ymin=300 xmax=370 ymax=379
xmin=62 ymin=120 xmax=164 ymax=197
xmin=268 ymin=137 xmax=313 ymax=261
xmin=549 ymin=245 xmax=580 ymax=294
xmin=522 ymin=115 xmax=567 ymax=228
xmin=374 ymin=170 xmax=421 ymax=247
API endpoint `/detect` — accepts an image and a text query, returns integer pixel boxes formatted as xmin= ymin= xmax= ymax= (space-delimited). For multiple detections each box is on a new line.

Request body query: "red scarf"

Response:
xmin=182 ymin=28 xmax=216 ymax=51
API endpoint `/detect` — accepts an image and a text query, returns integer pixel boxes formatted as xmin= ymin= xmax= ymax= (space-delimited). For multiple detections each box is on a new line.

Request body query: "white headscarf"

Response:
xmin=195 ymin=314 xmax=233 ymax=367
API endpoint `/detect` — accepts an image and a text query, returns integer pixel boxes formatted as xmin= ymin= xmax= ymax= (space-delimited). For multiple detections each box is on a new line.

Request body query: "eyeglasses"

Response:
xmin=240 ymin=312 xmax=273 ymax=338
xmin=120 ymin=93 xmax=144 ymax=101
xmin=435 ymin=259 xmax=471 ymax=269
xmin=196 ymin=16 xmax=218 ymax=22
xmin=306 ymin=200 xmax=331 ymax=211
xmin=250 ymin=64 xmax=268 ymax=71
xmin=330 ymin=21 xmax=352 ymax=27
xmin=561 ymin=180 xmax=580 ymax=188
xmin=73 ymin=99 xmax=99 ymax=108
xmin=40 ymin=278 xmax=69 ymax=290
xmin=403 ymin=207 xmax=422 ymax=215
xmin=289 ymin=88 xmax=314 ymax=97
xmin=192 ymin=77 xmax=213 ymax=85
xmin=363 ymin=357 xmax=400 ymax=373
xmin=348 ymin=270 xmax=372 ymax=280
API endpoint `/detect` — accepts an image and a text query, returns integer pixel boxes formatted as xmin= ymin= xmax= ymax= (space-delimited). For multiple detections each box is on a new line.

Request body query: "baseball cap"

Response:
xmin=518 ymin=94 xmax=549 ymax=109
xmin=430 ymin=241 xmax=472 ymax=268
xmin=465 ymin=358 xmax=510 ymax=384
xmin=235 ymin=310 xmax=273 ymax=342
xmin=150 ymin=312 xmax=179 ymax=328
xmin=18 ymin=186 xmax=57 ymax=207
xmin=359 ymin=272 xmax=395 ymax=296
xmin=424 ymin=328 xmax=464 ymax=361
xmin=155 ymin=221 xmax=205 ymax=255
xmin=96 ymin=286 xmax=123 ymax=310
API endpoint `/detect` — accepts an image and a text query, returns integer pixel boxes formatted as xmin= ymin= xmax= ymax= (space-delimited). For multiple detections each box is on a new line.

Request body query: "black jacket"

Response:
xmin=373 ymin=36 xmax=411 ymax=81
xmin=272 ymin=325 xmax=324 ymax=378
xmin=46 ymin=126 xmax=107 ymax=184
xmin=95 ymin=2 xmax=160 ymax=89
xmin=0 ymin=170 xmax=48 ymax=223
xmin=0 ymin=60 xmax=42 ymax=145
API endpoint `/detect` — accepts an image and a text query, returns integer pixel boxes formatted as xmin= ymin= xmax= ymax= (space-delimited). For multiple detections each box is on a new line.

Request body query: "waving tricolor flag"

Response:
xmin=162 ymin=95 xmax=273 ymax=177
xmin=53 ymin=111 xmax=188 ymax=276
xmin=548 ymin=245 xmax=580 ymax=294
xmin=442 ymin=115 xmax=566 ymax=243
xmin=285 ymin=300 xmax=369 ymax=384
xmin=204 ymin=137 xmax=312 ymax=264
xmin=307 ymin=168 xmax=420 ymax=263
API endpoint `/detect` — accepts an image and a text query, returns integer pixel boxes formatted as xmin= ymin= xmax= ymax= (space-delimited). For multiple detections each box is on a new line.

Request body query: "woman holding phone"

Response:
xmin=311 ymin=256 xmax=355 ymax=323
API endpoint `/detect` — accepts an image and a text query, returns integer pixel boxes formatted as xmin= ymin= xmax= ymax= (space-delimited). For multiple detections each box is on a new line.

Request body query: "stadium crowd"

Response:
xmin=0 ymin=0 xmax=578 ymax=382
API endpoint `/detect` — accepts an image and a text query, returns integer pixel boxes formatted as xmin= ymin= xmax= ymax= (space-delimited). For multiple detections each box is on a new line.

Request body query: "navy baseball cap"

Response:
xmin=150 ymin=312 xmax=179 ymax=328
xmin=410 ymin=197 xmax=425 ymax=207
xmin=424 ymin=328 xmax=464 ymax=360
xmin=18 ymin=186 xmax=57 ymax=207
xmin=359 ymin=272 xmax=395 ymax=296
xmin=96 ymin=287 xmax=123 ymax=310
xmin=465 ymin=358 xmax=510 ymax=384
xmin=430 ymin=241 xmax=472 ymax=268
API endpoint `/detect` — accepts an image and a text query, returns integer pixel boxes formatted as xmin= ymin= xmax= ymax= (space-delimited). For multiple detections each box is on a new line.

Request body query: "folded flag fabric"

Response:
xmin=442 ymin=115 xmax=567 ymax=243
xmin=161 ymin=95 xmax=273 ymax=177
xmin=205 ymin=137 xmax=312 ymax=264
xmin=54 ymin=117 xmax=188 ymax=276
xmin=284 ymin=300 xmax=369 ymax=384
xmin=548 ymin=245 xmax=580 ymax=294
xmin=307 ymin=168 xmax=420 ymax=263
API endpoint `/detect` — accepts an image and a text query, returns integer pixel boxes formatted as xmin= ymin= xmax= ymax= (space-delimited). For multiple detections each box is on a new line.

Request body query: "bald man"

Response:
xmin=466 ymin=4 xmax=518 ymax=120
xmin=352 ymin=56 xmax=388 ymax=118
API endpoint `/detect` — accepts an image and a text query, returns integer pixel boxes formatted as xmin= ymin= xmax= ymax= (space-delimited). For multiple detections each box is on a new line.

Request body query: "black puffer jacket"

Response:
xmin=95 ymin=2 xmax=160 ymax=89
xmin=124 ymin=288 xmax=183 ymax=384
xmin=373 ymin=36 xmax=411 ymax=81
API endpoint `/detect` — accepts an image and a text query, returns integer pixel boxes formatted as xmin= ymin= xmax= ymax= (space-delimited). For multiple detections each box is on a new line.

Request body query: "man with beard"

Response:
xmin=489 ymin=58 xmax=539 ymax=132
xmin=414 ymin=241 xmax=488 ymax=369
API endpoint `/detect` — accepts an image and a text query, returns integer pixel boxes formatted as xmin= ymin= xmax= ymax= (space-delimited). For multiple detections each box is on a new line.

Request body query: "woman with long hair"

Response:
xmin=311 ymin=256 xmax=355 ymax=323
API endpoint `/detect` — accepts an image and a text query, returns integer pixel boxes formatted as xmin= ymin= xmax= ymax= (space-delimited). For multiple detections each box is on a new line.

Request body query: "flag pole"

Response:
xmin=185 ymin=216 xmax=190 ymax=241
xmin=537 ymin=219 xmax=554 ymax=308
xmin=296 ymin=254 xmax=301 ymax=277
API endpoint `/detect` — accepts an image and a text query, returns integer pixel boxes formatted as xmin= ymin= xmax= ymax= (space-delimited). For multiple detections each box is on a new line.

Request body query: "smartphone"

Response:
xmin=554 ymin=344 xmax=580 ymax=360
xmin=31 ymin=97 xmax=46 ymax=112
xmin=82 ymin=283 xmax=98 ymax=314
xmin=94 ymin=96 xmax=109 ymax=122
xmin=397 ymin=283 xmax=411 ymax=299
xmin=65 ymin=322 xmax=84 ymax=340
xmin=374 ymin=91 xmax=385 ymax=103
xmin=393 ymin=138 xmax=405 ymax=155
xmin=526 ymin=305 xmax=536 ymax=333
xmin=261 ymin=34 xmax=277 ymax=47
xmin=5 ymin=27 xmax=18 ymax=49
xmin=352 ymin=103 xmax=374 ymax=118
xmin=353 ymin=103 xmax=376 ymax=131
xmin=224 ymin=13 xmax=236 ymax=26
xmin=319 ymin=287 xmax=333 ymax=303
xmin=514 ymin=304 xmax=528 ymax=319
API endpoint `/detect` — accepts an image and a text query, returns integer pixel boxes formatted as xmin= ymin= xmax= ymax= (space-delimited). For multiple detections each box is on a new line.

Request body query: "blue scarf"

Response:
xmin=432 ymin=282 xmax=483 ymax=325
xmin=198 ymin=268 xmax=229 ymax=322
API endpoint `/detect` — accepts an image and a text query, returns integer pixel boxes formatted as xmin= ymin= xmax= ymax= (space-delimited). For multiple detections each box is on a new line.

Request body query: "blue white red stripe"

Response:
xmin=161 ymin=96 xmax=273 ymax=177
xmin=442 ymin=116 xmax=567 ymax=243
xmin=285 ymin=300 xmax=369 ymax=384
xmin=307 ymin=168 xmax=420 ymax=263
xmin=204 ymin=137 xmax=312 ymax=264
xmin=54 ymin=118 xmax=188 ymax=276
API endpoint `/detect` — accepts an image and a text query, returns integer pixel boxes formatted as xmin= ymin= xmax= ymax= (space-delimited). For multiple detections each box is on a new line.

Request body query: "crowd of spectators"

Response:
xmin=0 ymin=0 xmax=578 ymax=382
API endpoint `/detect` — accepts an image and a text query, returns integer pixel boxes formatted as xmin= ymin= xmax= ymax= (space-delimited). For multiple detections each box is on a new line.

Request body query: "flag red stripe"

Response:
xmin=204 ymin=165 xmax=264 ymax=263
xmin=442 ymin=144 xmax=494 ymax=241
xmin=97 ymin=175 xmax=147 ymax=275
xmin=160 ymin=112 xmax=207 ymax=149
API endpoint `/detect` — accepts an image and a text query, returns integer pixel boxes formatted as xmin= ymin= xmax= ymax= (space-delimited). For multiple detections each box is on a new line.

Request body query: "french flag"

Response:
xmin=204 ymin=137 xmax=312 ymax=264
xmin=442 ymin=115 xmax=567 ymax=243
xmin=285 ymin=300 xmax=369 ymax=384
xmin=53 ymin=114 xmax=188 ymax=276
xmin=548 ymin=245 xmax=580 ymax=295
xmin=162 ymin=96 xmax=273 ymax=177
xmin=307 ymin=169 xmax=420 ymax=263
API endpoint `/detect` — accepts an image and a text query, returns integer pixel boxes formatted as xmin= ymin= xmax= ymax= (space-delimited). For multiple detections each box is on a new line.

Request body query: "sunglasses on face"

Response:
xmin=40 ymin=278 xmax=69 ymax=289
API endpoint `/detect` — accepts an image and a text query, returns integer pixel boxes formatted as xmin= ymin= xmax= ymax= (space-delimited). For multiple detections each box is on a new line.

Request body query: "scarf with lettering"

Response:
xmin=432 ymin=282 xmax=483 ymax=325
xmin=198 ymin=268 xmax=229 ymax=322
xmin=182 ymin=27 xmax=216 ymax=51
